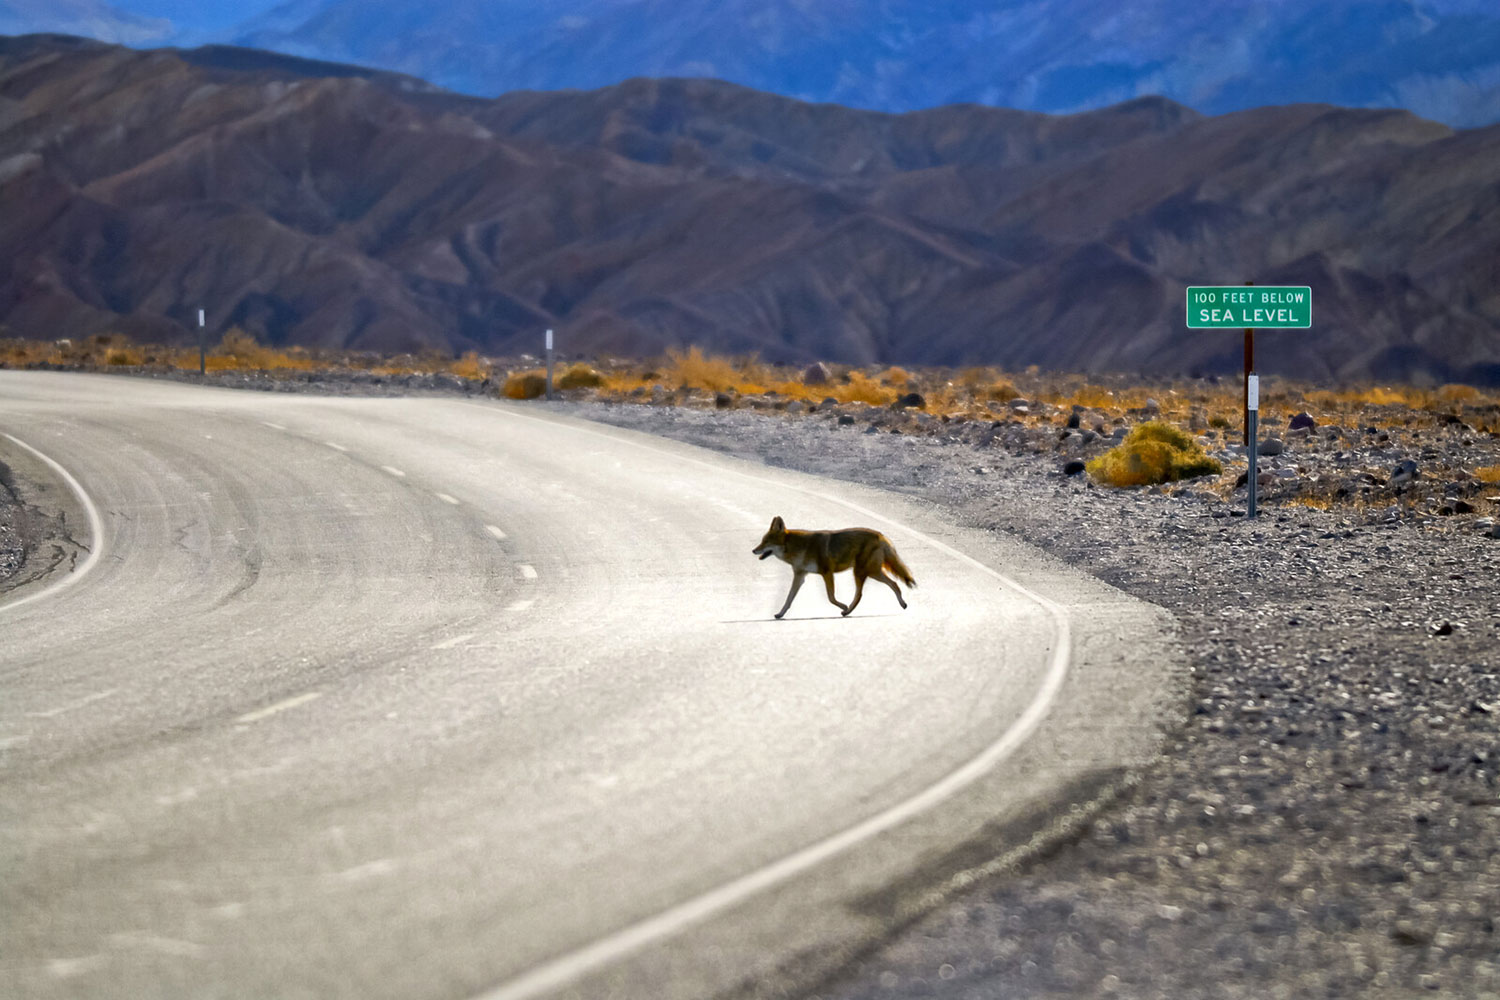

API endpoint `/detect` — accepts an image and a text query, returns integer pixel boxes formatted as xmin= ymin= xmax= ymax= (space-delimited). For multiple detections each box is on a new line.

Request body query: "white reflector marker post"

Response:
xmin=1247 ymin=373 xmax=1259 ymax=520
xmin=198 ymin=308 xmax=206 ymax=375
xmin=545 ymin=328 xmax=555 ymax=401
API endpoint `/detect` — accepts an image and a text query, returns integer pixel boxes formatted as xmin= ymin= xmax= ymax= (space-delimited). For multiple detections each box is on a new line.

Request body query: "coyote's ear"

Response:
xmin=769 ymin=516 xmax=784 ymax=531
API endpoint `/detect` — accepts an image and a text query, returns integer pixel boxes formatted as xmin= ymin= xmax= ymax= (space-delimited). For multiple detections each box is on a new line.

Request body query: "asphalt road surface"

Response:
xmin=1 ymin=372 xmax=1178 ymax=999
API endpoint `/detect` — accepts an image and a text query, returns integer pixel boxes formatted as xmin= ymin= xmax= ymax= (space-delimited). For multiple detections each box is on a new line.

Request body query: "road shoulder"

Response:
xmin=0 ymin=435 xmax=94 ymax=605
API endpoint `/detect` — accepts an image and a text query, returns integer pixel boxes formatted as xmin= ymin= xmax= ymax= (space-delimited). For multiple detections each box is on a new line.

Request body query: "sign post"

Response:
xmin=197 ymin=308 xmax=206 ymax=375
xmin=1243 ymin=281 xmax=1254 ymax=446
xmin=1186 ymin=284 xmax=1309 ymax=518
xmin=544 ymin=328 xmax=554 ymax=400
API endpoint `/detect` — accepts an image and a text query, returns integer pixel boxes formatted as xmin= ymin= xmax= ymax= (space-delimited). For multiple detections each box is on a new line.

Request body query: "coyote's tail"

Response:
xmin=883 ymin=542 xmax=917 ymax=589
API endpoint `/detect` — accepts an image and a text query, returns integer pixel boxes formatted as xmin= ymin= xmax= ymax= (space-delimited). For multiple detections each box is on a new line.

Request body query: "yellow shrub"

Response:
xmin=1476 ymin=465 xmax=1500 ymax=485
xmin=1087 ymin=422 xmax=1221 ymax=487
xmin=450 ymin=351 xmax=488 ymax=380
xmin=556 ymin=363 xmax=604 ymax=390
xmin=983 ymin=380 xmax=1021 ymax=402
xmin=666 ymin=346 xmax=742 ymax=392
xmin=503 ymin=371 xmax=548 ymax=399
xmin=1437 ymin=384 xmax=1479 ymax=403
xmin=835 ymin=371 xmax=896 ymax=406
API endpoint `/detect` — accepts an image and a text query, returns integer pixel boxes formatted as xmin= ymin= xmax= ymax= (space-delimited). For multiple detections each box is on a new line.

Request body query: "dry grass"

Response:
xmin=1285 ymin=494 xmax=1336 ymax=511
xmin=1475 ymin=465 xmax=1500 ymax=485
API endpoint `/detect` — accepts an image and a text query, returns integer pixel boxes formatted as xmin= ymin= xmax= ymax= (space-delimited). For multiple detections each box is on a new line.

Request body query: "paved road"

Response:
xmin=1 ymin=372 xmax=1177 ymax=999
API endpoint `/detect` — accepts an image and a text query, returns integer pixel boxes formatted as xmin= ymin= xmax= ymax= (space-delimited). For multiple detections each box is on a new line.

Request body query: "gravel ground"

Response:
xmin=0 ymin=460 xmax=29 ymax=586
xmin=4 ymin=371 xmax=1497 ymax=997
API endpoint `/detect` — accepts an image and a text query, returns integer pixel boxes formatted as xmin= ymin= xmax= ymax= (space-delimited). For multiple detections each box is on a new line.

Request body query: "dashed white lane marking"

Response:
xmin=518 ymin=564 xmax=537 ymax=580
xmin=381 ymin=466 xmax=406 ymax=478
xmin=260 ymin=421 xmax=286 ymax=431
xmin=235 ymin=691 xmax=321 ymax=724
xmin=435 ymin=492 xmax=460 ymax=505
xmin=109 ymin=932 xmax=205 ymax=958
xmin=505 ymin=599 xmax=534 ymax=613
xmin=324 ymin=441 xmax=348 ymax=452
xmin=329 ymin=858 xmax=397 ymax=882
xmin=27 ymin=688 xmax=119 ymax=719
xmin=0 ymin=433 xmax=106 ymax=616
xmin=485 ymin=524 xmax=507 ymax=540
xmin=48 ymin=954 xmax=106 ymax=979
xmin=431 ymin=633 xmax=475 ymax=650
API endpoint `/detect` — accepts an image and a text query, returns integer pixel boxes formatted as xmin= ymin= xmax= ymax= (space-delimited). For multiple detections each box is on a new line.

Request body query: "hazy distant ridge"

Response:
xmin=224 ymin=0 xmax=1500 ymax=127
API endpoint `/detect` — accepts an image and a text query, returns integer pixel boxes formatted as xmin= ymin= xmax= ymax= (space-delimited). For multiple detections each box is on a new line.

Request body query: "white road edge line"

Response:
xmin=261 ymin=421 xmax=286 ymax=431
xmin=431 ymin=633 xmax=475 ymax=650
xmin=467 ymin=405 xmax=1074 ymax=1000
xmin=435 ymin=492 xmax=460 ymax=505
xmin=381 ymin=466 xmax=406 ymax=478
xmin=325 ymin=441 xmax=348 ymax=452
xmin=518 ymin=564 xmax=537 ymax=580
xmin=235 ymin=691 xmax=321 ymax=724
xmin=505 ymin=599 xmax=533 ymax=613
xmin=485 ymin=524 xmax=508 ymax=540
xmin=0 ymin=433 xmax=107 ymax=616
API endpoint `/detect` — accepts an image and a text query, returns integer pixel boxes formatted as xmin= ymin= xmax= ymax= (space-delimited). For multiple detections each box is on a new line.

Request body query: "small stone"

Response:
xmin=1391 ymin=921 xmax=1433 ymax=946
xmin=801 ymin=361 xmax=830 ymax=385
xmin=1063 ymin=460 xmax=1086 ymax=476
xmin=714 ymin=391 xmax=735 ymax=409
xmin=1430 ymin=621 xmax=1454 ymax=636
xmin=893 ymin=392 xmax=926 ymax=409
xmin=1392 ymin=459 xmax=1419 ymax=483
xmin=837 ymin=413 xmax=855 ymax=426
xmin=1288 ymin=411 xmax=1317 ymax=430
xmin=1257 ymin=437 xmax=1285 ymax=457
xmin=1066 ymin=411 xmax=1081 ymax=429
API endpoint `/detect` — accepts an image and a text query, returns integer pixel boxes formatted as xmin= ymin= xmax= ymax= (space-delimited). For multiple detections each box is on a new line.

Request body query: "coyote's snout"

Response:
xmin=751 ymin=515 xmax=916 ymax=619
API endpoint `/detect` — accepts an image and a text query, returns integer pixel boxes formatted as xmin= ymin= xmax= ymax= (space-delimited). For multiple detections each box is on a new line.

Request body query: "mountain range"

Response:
xmin=2 ymin=0 xmax=1499 ymax=127
xmin=2 ymin=34 xmax=1498 ymax=384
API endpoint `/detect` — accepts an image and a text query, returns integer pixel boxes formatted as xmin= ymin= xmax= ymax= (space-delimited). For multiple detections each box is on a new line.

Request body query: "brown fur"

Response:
xmin=751 ymin=515 xmax=916 ymax=619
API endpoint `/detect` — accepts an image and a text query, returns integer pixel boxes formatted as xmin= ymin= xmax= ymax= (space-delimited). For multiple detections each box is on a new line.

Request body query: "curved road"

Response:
xmin=1 ymin=371 xmax=1177 ymax=999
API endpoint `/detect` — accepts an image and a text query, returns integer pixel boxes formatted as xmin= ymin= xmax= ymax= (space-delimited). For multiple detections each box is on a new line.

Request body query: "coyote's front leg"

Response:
xmin=775 ymin=570 xmax=807 ymax=619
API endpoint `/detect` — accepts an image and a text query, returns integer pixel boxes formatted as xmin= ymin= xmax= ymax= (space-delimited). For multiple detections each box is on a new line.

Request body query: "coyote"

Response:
xmin=751 ymin=515 xmax=916 ymax=619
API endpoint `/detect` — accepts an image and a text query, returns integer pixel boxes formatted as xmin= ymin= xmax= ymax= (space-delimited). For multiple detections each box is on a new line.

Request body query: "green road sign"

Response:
xmin=1186 ymin=286 xmax=1311 ymax=328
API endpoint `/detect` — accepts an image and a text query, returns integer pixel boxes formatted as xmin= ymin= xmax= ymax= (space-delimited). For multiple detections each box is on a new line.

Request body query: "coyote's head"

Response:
xmin=751 ymin=516 xmax=786 ymax=561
